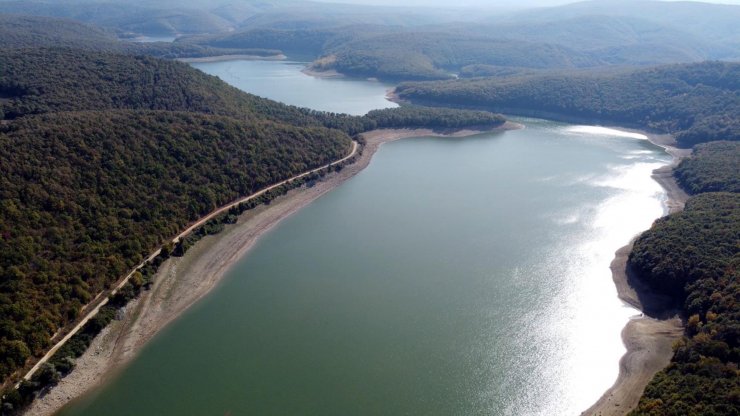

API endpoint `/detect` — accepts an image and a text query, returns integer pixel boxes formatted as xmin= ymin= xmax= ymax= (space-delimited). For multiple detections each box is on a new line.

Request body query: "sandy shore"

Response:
xmin=177 ymin=54 xmax=286 ymax=63
xmin=301 ymin=66 xmax=345 ymax=79
xmin=582 ymin=133 xmax=691 ymax=416
xmin=24 ymin=126 xmax=514 ymax=416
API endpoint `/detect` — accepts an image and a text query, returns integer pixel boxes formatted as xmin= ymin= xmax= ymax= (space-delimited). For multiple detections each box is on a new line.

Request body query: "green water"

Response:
xmin=59 ymin=61 xmax=671 ymax=415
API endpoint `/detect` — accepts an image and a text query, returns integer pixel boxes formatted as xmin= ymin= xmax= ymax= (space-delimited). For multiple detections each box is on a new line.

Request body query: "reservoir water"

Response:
xmin=191 ymin=59 xmax=398 ymax=115
xmin=59 ymin=60 xmax=671 ymax=415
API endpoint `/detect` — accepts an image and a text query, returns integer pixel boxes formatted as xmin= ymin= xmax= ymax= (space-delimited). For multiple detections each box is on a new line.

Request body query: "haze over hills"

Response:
xmin=165 ymin=0 xmax=740 ymax=80
xmin=0 ymin=0 xmax=738 ymax=415
xmin=0 ymin=15 xmax=507 ymax=406
xmin=395 ymin=61 xmax=740 ymax=147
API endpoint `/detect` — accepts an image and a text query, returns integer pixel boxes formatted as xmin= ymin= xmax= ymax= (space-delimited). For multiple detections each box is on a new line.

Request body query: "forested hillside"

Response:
xmin=0 ymin=17 xmax=370 ymax=384
xmin=0 ymin=41 xmax=359 ymax=386
xmin=308 ymin=33 xmax=596 ymax=81
xmin=674 ymin=142 xmax=740 ymax=194
xmin=629 ymin=193 xmax=739 ymax=296
xmin=628 ymin=193 xmax=739 ymax=415
xmin=628 ymin=139 xmax=739 ymax=415
xmin=366 ymin=106 xmax=505 ymax=130
xmin=0 ymin=15 xmax=280 ymax=60
xmin=0 ymin=48 xmax=373 ymax=134
xmin=396 ymin=61 xmax=740 ymax=147
xmin=0 ymin=47 xmax=509 ymax=136
xmin=185 ymin=28 xmax=602 ymax=81
xmin=0 ymin=1 xmax=238 ymax=36
xmin=0 ymin=110 xmax=352 ymax=384
xmin=180 ymin=1 xmax=740 ymax=81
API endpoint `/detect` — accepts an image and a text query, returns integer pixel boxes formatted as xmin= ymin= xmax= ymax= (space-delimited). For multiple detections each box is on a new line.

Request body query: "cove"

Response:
xmin=190 ymin=59 xmax=398 ymax=115
xmin=58 ymin=60 xmax=671 ymax=415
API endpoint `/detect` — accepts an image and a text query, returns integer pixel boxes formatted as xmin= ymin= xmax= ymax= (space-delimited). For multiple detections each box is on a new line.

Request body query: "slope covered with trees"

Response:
xmin=0 ymin=15 xmax=280 ymax=60
xmin=180 ymin=1 xmax=740 ymax=81
xmin=0 ymin=1 xmax=238 ymax=36
xmin=396 ymin=61 xmax=740 ymax=148
xmin=629 ymin=193 xmax=739 ymax=296
xmin=311 ymin=33 xmax=597 ymax=81
xmin=0 ymin=109 xmax=351 ymax=383
xmin=0 ymin=43 xmax=361 ymax=387
xmin=628 ymin=137 xmax=739 ymax=414
xmin=628 ymin=193 xmax=739 ymax=415
xmin=366 ymin=106 xmax=505 ymax=130
xmin=0 ymin=47 xmax=508 ymax=136
xmin=674 ymin=141 xmax=740 ymax=194
xmin=0 ymin=48 xmax=373 ymax=134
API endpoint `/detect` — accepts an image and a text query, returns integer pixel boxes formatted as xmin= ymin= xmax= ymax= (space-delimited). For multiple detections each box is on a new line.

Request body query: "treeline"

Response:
xmin=197 ymin=29 xmax=598 ymax=81
xmin=0 ymin=15 xmax=280 ymax=60
xmin=366 ymin=106 xmax=506 ymax=130
xmin=0 ymin=47 xmax=506 ymax=136
xmin=0 ymin=48 xmax=373 ymax=135
xmin=396 ymin=61 xmax=740 ymax=148
xmin=0 ymin=149 xmax=356 ymax=413
xmin=0 ymin=2 xmax=239 ymax=36
xmin=183 ymin=3 xmax=740 ymax=83
xmin=325 ymin=33 xmax=595 ymax=81
xmin=628 ymin=141 xmax=739 ymax=414
xmin=629 ymin=193 xmax=738 ymax=296
xmin=0 ymin=110 xmax=351 ymax=384
xmin=674 ymin=142 xmax=740 ymax=194
xmin=182 ymin=28 xmax=338 ymax=57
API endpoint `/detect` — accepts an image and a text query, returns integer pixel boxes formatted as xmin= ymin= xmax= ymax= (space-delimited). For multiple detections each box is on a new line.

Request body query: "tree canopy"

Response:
xmin=629 ymin=142 xmax=739 ymax=415
xmin=674 ymin=141 xmax=740 ymax=194
xmin=396 ymin=61 xmax=740 ymax=148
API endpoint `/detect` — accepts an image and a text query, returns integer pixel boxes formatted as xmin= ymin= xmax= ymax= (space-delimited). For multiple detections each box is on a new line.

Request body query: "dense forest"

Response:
xmin=0 ymin=47 xmax=374 ymax=134
xmin=0 ymin=110 xmax=352 ymax=383
xmin=674 ymin=142 xmax=740 ymax=194
xmin=366 ymin=106 xmax=505 ymax=130
xmin=0 ymin=1 xmax=264 ymax=36
xmin=628 ymin=193 xmax=739 ymax=415
xmin=0 ymin=15 xmax=281 ymax=60
xmin=396 ymin=61 xmax=740 ymax=148
xmin=628 ymin=138 xmax=739 ymax=415
xmin=629 ymin=193 xmax=739 ymax=296
xmin=0 ymin=47 xmax=506 ymax=136
xmin=308 ymin=34 xmax=595 ymax=81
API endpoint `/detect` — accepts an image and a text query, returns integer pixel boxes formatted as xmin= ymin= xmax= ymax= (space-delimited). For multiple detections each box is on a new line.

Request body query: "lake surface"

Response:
xmin=59 ymin=60 xmax=671 ymax=415
xmin=125 ymin=35 xmax=178 ymax=43
xmin=191 ymin=59 xmax=398 ymax=115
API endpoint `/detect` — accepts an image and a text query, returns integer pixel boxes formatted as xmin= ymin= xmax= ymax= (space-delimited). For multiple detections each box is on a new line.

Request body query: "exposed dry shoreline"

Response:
xmin=25 ymin=120 xmax=678 ymax=416
xmin=24 ymin=124 xmax=517 ymax=416
xmin=582 ymin=131 xmax=691 ymax=416
xmin=177 ymin=54 xmax=286 ymax=63
xmin=301 ymin=66 xmax=344 ymax=79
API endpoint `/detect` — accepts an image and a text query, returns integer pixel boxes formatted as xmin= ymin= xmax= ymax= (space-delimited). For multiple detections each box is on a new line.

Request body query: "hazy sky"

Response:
xmin=315 ymin=0 xmax=740 ymax=7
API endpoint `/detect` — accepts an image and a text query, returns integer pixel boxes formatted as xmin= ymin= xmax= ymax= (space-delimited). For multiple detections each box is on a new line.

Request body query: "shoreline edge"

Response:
xmin=24 ymin=123 xmax=518 ymax=416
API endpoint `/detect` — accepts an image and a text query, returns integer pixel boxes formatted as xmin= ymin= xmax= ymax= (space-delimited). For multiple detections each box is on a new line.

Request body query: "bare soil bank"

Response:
xmin=301 ymin=67 xmax=344 ymax=79
xmin=24 ymin=125 xmax=516 ymax=416
xmin=177 ymin=54 xmax=286 ymax=63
